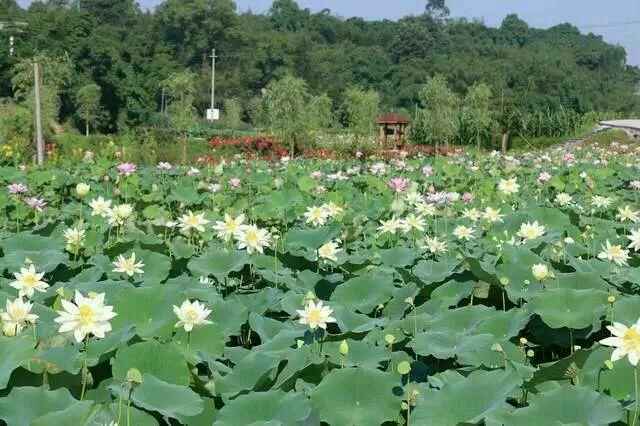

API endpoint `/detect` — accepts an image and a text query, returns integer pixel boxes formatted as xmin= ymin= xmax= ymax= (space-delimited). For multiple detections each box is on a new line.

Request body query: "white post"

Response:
xmin=210 ymin=48 xmax=216 ymax=111
xmin=34 ymin=62 xmax=44 ymax=166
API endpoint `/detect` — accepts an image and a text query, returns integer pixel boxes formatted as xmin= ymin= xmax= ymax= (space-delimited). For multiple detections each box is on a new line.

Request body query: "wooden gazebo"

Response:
xmin=376 ymin=113 xmax=410 ymax=146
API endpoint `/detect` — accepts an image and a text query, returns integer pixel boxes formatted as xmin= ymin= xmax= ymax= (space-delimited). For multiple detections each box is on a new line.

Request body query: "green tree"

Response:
xmin=342 ymin=86 xmax=380 ymax=137
xmin=463 ymin=83 xmax=493 ymax=150
xmin=261 ymin=74 xmax=312 ymax=156
xmin=163 ymin=71 xmax=197 ymax=162
xmin=417 ymin=75 xmax=459 ymax=149
xmin=75 ymin=83 xmax=103 ymax=136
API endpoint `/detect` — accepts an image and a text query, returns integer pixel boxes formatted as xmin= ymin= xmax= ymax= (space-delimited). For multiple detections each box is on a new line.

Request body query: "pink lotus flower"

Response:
xmin=7 ymin=183 xmax=28 ymax=195
xmin=462 ymin=192 xmax=474 ymax=204
xmin=388 ymin=177 xmax=409 ymax=193
xmin=422 ymin=165 xmax=434 ymax=177
xmin=537 ymin=172 xmax=552 ymax=184
xmin=229 ymin=178 xmax=241 ymax=189
xmin=563 ymin=152 xmax=575 ymax=163
xmin=25 ymin=197 xmax=47 ymax=212
xmin=117 ymin=163 xmax=137 ymax=176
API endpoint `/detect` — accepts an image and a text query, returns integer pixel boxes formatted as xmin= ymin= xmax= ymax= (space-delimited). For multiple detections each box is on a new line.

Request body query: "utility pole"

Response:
xmin=210 ymin=48 xmax=217 ymax=111
xmin=34 ymin=62 xmax=44 ymax=166
xmin=161 ymin=87 xmax=166 ymax=115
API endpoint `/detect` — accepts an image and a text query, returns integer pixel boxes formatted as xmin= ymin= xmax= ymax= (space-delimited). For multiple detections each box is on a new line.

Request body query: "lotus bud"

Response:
xmin=76 ymin=183 xmax=90 ymax=198
xmin=204 ymin=379 xmax=216 ymax=395
xmin=339 ymin=340 xmax=349 ymax=356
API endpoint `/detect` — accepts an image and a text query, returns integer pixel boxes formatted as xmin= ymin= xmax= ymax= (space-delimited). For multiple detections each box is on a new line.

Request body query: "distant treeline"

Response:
xmin=0 ymin=0 xmax=638 ymax=134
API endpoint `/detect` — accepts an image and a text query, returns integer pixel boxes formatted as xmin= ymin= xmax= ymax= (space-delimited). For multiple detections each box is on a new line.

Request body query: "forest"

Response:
xmin=0 ymin=0 xmax=638 ymax=163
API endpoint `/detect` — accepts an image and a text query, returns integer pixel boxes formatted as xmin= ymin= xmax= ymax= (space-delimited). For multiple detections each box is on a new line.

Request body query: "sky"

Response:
xmin=16 ymin=0 xmax=640 ymax=65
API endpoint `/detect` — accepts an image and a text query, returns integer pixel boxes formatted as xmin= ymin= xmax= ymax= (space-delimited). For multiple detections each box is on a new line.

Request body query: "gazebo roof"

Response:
xmin=376 ymin=113 xmax=410 ymax=125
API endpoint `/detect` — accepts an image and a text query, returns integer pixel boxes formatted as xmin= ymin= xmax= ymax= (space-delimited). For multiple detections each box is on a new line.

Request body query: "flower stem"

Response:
xmin=80 ymin=357 xmax=88 ymax=400
xmin=633 ymin=367 xmax=639 ymax=426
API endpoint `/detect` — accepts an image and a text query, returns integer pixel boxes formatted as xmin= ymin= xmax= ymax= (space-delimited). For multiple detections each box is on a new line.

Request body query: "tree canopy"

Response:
xmin=0 ymin=0 xmax=637 ymax=134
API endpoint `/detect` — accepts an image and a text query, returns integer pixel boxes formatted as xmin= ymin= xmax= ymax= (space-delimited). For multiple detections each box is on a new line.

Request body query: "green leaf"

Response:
xmin=491 ymin=385 xmax=623 ymax=425
xmin=31 ymin=400 xmax=95 ymax=426
xmin=111 ymin=340 xmax=190 ymax=386
xmin=130 ymin=374 xmax=204 ymax=420
xmin=0 ymin=386 xmax=77 ymax=426
xmin=311 ymin=368 xmax=401 ymax=426
xmin=331 ymin=272 xmax=394 ymax=313
xmin=215 ymin=390 xmax=311 ymax=426
xmin=0 ymin=334 xmax=35 ymax=388
xmin=411 ymin=369 xmax=522 ymax=425
xmin=379 ymin=247 xmax=416 ymax=267
xmin=0 ymin=232 xmax=66 ymax=273
xmin=528 ymin=288 xmax=607 ymax=330
xmin=413 ymin=258 xmax=459 ymax=285
xmin=188 ymin=248 xmax=249 ymax=278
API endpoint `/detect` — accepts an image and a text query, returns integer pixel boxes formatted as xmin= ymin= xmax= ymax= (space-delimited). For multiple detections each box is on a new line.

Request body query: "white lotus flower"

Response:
xmin=89 ymin=196 xmax=112 ymax=217
xmin=178 ymin=211 xmax=210 ymax=234
xmin=9 ymin=264 xmax=49 ymax=298
xmin=483 ymin=207 xmax=504 ymax=223
xmin=297 ymin=300 xmax=336 ymax=330
xmin=453 ymin=225 xmax=475 ymax=241
xmin=112 ymin=252 xmax=145 ymax=277
xmin=598 ymin=240 xmax=630 ymax=266
xmin=531 ymin=263 xmax=553 ymax=281
xmin=462 ymin=208 xmax=481 ymax=222
xmin=107 ymin=203 xmax=133 ymax=226
xmin=415 ymin=202 xmax=437 ymax=217
xmin=617 ymin=206 xmax=639 ymax=223
xmin=423 ymin=236 xmax=447 ymax=254
xmin=236 ymin=224 xmax=271 ymax=254
xmin=318 ymin=241 xmax=341 ymax=262
xmin=402 ymin=214 xmax=426 ymax=232
xmin=628 ymin=229 xmax=640 ymax=252
xmin=1 ymin=298 xmax=38 ymax=336
xmin=322 ymin=202 xmax=344 ymax=218
xmin=498 ymin=177 xmax=519 ymax=195
xmin=213 ymin=214 xmax=245 ymax=242
xmin=517 ymin=221 xmax=546 ymax=241
xmin=173 ymin=300 xmax=212 ymax=332
xmin=592 ymin=195 xmax=613 ymax=209
xmin=64 ymin=227 xmax=85 ymax=252
xmin=554 ymin=193 xmax=573 ymax=207
xmin=378 ymin=217 xmax=403 ymax=235
xmin=304 ymin=206 xmax=329 ymax=227
xmin=54 ymin=291 xmax=117 ymax=342
xmin=600 ymin=320 xmax=640 ymax=366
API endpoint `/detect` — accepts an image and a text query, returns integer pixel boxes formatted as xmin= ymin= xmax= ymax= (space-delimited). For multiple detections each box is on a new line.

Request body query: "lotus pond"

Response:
xmin=1 ymin=142 xmax=640 ymax=425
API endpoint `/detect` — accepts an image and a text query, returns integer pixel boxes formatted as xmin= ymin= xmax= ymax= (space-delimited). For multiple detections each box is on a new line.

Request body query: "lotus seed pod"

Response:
xmin=126 ymin=368 xmax=143 ymax=385
xmin=607 ymin=295 xmax=616 ymax=304
xmin=397 ymin=361 xmax=411 ymax=375
xmin=384 ymin=334 xmax=396 ymax=345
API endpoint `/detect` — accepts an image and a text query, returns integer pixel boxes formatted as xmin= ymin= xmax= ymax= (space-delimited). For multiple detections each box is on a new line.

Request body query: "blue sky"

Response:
xmin=17 ymin=0 xmax=640 ymax=65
